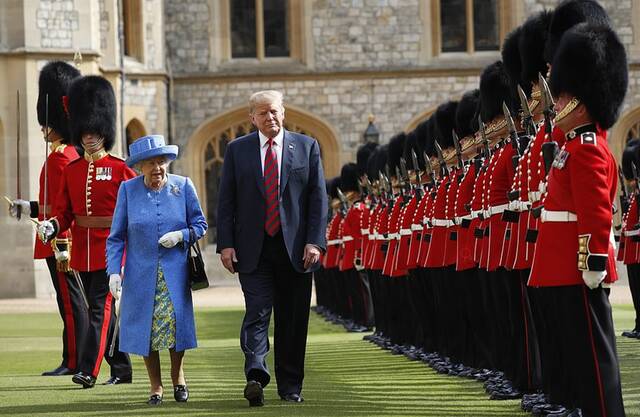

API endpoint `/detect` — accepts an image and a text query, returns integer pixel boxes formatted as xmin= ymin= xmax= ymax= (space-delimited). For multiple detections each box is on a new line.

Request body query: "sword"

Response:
xmin=71 ymin=269 xmax=89 ymax=310
xmin=16 ymin=90 xmax=21 ymax=220
xmin=108 ymin=292 xmax=121 ymax=357
xmin=43 ymin=94 xmax=50 ymax=220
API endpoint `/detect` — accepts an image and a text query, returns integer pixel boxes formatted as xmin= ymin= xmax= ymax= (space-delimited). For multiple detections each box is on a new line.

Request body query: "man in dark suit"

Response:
xmin=217 ymin=90 xmax=327 ymax=406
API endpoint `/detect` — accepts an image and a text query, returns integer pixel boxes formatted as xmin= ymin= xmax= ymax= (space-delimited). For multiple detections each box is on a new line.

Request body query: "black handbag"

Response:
xmin=187 ymin=227 xmax=209 ymax=291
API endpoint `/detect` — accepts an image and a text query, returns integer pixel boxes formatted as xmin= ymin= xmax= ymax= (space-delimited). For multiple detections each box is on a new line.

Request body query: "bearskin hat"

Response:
xmin=424 ymin=117 xmax=437 ymax=157
xmin=414 ymin=119 xmax=430 ymax=157
xmin=356 ymin=142 xmax=378 ymax=177
xmin=502 ymin=26 xmax=525 ymax=95
xmin=549 ymin=23 xmax=627 ymax=130
xmin=456 ymin=89 xmax=480 ymax=138
xmin=37 ymin=61 xmax=81 ymax=143
xmin=68 ymin=75 xmax=117 ymax=150
xmin=434 ymin=101 xmax=458 ymax=150
xmin=479 ymin=61 xmax=517 ymax=123
xmin=387 ymin=132 xmax=406 ymax=173
xmin=622 ymin=139 xmax=640 ymax=180
xmin=340 ymin=163 xmax=359 ymax=193
xmin=519 ymin=10 xmax=553 ymax=91
xmin=367 ymin=144 xmax=388 ymax=181
xmin=328 ymin=176 xmax=342 ymax=200
xmin=544 ymin=0 xmax=610 ymax=64
xmin=403 ymin=130 xmax=424 ymax=170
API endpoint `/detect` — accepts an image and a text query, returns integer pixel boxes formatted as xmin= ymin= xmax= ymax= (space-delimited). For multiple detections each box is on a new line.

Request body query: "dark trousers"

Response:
xmin=547 ymin=285 xmax=625 ymax=417
xmin=78 ymin=269 xmax=131 ymax=378
xmin=627 ymin=263 xmax=640 ymax=331
xmin=45 ymin=257 xmax=89 ymax=371
xmin=238 ymin=231 xmax=312 ymax=396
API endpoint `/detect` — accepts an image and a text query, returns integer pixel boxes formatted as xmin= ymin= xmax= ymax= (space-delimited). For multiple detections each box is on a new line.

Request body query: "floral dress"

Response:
xmin=150 ymin=265 xmax=176 ymax=351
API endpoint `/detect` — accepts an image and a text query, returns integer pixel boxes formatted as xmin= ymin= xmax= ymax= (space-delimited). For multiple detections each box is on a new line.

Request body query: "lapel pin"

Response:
xmin=170 ymin=184 xmax=181 ymax=196
xmin=288 ymin=143 xmax=294 ymax=150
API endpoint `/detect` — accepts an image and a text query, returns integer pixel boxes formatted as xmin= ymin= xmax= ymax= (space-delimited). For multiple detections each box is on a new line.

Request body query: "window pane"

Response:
xmin=473 ymin=0 xmax=499 ymax=51
xmin=441 ymin=0 xmax=467 ymax=53
xmin=231 ymin=0 xmax=257 ymax=58
xmin=264 ymin=0 xmax=289 ymax=57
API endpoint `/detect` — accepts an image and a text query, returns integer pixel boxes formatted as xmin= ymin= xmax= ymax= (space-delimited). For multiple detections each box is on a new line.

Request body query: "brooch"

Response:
xmin=170 ymin=184 xmax=181 ymax=196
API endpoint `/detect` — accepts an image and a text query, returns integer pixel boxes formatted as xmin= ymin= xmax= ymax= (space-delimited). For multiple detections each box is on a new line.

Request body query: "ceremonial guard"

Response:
xmin=529 ymin=22 xmax=627 ymax=417
xmin=38 ymin=75 xmax=134 ymax=388
xmin=8 ymin=61 xmax=88 ymax=376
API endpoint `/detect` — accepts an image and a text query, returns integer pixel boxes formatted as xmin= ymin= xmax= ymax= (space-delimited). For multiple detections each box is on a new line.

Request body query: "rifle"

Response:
xmin=452 ymin=129 xmax=464 ymax=170
xmin=518 ymin=85 xmax=536 ymax=137
xmin=503 ymin=102 xmax=521 ymax=170
xmin=411 ymin=149 xmax=424 ymax=199
xmin=539 ymin=73 xmax=558 ymax=177
xmin=631 ymin=163 xmax=640 ymax=230
xmin=618 ymin=166 xmax=630 ymax=216
xmin=478 ymin=115 xmax=491 ymax=161
xmin=337 ymin=187 xmax=349 ymax=217
xmin=399 ymin=157 xmax=411 ymax=195
xmin=422 ymin=151 xmax=437 ymax=186
xmin=434 ymin=140 xmax=449 ymax=178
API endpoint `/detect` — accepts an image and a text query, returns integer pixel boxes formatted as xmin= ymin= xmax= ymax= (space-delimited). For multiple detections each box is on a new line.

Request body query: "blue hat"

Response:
xmin=126 ymin=135 xmax=179 ymax=167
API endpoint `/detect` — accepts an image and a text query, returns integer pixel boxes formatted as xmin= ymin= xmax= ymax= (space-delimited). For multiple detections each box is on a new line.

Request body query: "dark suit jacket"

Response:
xmin=216 ymin=130 xmax=328 ymax=274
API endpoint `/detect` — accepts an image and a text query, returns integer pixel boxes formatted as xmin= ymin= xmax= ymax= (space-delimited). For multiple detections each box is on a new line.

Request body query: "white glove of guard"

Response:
xmin=9 ymin=199 xmax=30 ymax=219
xmin=54 ymin=249 xmax=69 ymax=262
xmin=159 ymin=230 xmax=183 ymax=248
xmin=582 ymin=270 xmax=606 ymax=290
xmin=37 ymin=220 xmax=55 ymax=243
xmin=109 ymin=274 xmax=122 ymax=299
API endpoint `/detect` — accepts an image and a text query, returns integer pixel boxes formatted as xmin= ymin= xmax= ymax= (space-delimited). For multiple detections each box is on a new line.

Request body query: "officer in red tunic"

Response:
xmin=38 ymin=76 xmax=134 ymax=388
xmin=529 ymin=23 xmax=627 ymax=417
xmin=8 ymin=61 xmax=88 ymax=376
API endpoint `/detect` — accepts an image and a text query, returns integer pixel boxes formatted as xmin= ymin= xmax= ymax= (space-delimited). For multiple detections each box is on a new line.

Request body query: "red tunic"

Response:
xmin=407 ymin=190 xmax=429 ymax=269
xmin=425 ymin=176 xmax=451 ymax=268
xmin=34 ymin=143 xmax=79 ymax=259
xmin=479 ymin=148 xmax=502 ymax=269
xmin=383 ymin=198 xmax=403 ymax=276
xmin=339 ymin=201 xmax=366 ymax=271
xmin=455 ymin=163 xmax=478 ymax=271
xmin=371 ymin=205 xmax=389 ymax=270
xmin=323 ymin=213 xmax=343 ymax=269
xmin=418 ymin=188 xmax=436 ymax=267
xmin=53 ymin=153 xmax=136 ymax=272
xmin=529 ymin=125 xmax=618 ymax=287
xmin=363 ymin=204 xmax=380 ymax=269
xmin=443 ymin=169 xmax=463 ymax=266
xmin=469 ymin=160 xmax=489 ymax=264
xmin=619 ymin=195 xmax=640 ymax=264
xmin=393 ymin=193 xmax=418 ymax=275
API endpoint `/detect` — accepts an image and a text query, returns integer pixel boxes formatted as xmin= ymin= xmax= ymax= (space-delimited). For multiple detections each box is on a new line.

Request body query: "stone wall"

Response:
xmin=165 ymin=0 xmax=210 ymax=73
xmin=37 ymin=0 xmax=79 ymax=48
xmin=124 ymin=78 xmax=165 ymax=135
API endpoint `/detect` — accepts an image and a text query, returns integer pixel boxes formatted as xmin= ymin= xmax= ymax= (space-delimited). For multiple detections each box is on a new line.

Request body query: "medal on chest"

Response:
xmin=95 ymin=166 xmax=113 ymax=181
xmin=552 ymin=148 xmax=570 ymax=170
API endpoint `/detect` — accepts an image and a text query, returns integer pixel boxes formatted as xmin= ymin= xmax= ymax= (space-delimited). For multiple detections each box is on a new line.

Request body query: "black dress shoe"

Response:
xmin=72 ymin=372 xmax=96 ymax=389
xmin=244 ymin=380 xmax=264 ymax=407
xmin=103 ymin=375 xmax=132 ymax=385
xmin=147 ymin=393 xmax=163 ymax=406
xmin=42 ymin=365 xmax=74 ymax=376
xmin=281 ymin=393 xmax=304 ymax=403
xmin=174 ymin=385 xmax=189 ymax=402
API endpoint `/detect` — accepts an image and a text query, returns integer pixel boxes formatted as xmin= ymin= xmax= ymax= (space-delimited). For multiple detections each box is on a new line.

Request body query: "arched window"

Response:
xmin=185 ymin=106 xmax=340 ymax=244
xmin=125 ymin=118 xmax=147 ymax=155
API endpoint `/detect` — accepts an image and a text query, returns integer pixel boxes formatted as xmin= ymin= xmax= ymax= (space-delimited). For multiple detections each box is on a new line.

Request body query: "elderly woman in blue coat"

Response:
xmin=106 ymin=135 xmax=207 ymax=405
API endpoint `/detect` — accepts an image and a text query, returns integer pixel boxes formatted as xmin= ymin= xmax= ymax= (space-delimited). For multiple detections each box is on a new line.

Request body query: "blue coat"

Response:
xmin=107 ymin=174 xmax=207 ymax=356
xmin=216 ymin=130 xmax=327 ymax=274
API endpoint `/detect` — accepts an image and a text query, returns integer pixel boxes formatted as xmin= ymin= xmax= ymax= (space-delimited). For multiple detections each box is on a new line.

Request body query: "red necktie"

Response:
xmin=264 ymin=138 xmax=280 ymax=236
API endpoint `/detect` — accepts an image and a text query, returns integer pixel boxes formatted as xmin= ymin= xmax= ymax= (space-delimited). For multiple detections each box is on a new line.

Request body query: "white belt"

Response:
xmin=471 ymin=210 xmax=483 ymax=219
xmin=342 ymin=236 xmax=354 ymax=242
xmin=624 ymin=229 xmax=640 ymax=237
xmin=541 ymin=209 xmax=577 ymax=222
xmin=361 ymin=228 xmax=369 ymax=235
xmin=432 ymin=219 xmax=454 ymax=227
xmin=368 ymin=234 xmax=375 ymax=240
xmin=410 ymin=224 xmax=423 ymax=231
xmin=327 ymin=239 xmax=342 ymax=245
xmin=528 ymin=191 xmax=542 ymax=202
xmin=388 ymin=233 xmax=399 ymax=239
xmin=399 ymin=229 xmax=412 ymax=236
xmin=376 ymin=233 xmax=387 ymax=241
xmin=488 ymin=203 xmax=510 ymax=216
xmin=455 ymin=214 xmax=472 ymax=224
xmin=508 ymin=200 xmax=532 ymax=212
xmin=539 ymin=182 xmax=547 ymax=194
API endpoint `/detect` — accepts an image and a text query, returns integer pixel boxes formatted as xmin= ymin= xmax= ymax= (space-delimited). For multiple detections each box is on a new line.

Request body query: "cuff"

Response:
xmin=29 ymin=201 xmax=39 ymax=218
xmin=577 ymin=234 xmax=607 ymax=272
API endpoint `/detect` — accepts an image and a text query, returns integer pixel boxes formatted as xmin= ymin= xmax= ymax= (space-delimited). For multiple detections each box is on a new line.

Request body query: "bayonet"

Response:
xmin=411 ymin=149 xmax=420 ymax=183
xmin=478 ymin=114 xmax=491 ymax=159
xmin=518 ymin=84 xmax=536 ymax=136
xmin=539 ymin=72 xmax=555 ymax=138
xmin=452 ymin=129 xmax=463 ymax=169
xmin=434 ymin=140 xmax=449 ymax=178
xmin=423 ymin=151 xmax=436 ymax=185
xmin=503 ymin=102 xmax=521 ymax=169
xmin=337 ymin=187 xmax=348 ymax=216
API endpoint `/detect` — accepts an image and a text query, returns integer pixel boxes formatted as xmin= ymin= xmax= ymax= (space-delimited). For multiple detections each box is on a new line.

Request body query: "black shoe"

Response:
xmin=174 ymin=385 xmax=189 ymax=402
xmin=622 ymin=329 xmax=640 ymax=339
xmin=72 ymin=372 xmax=96 ymax=389
xmin=42 ymin=365 xmax=74 ymax=376
xmin=531 ymin=403 xmax=566 ymax=415
xmin=147 ymin=393 xmax=163 ymax=406
xmin=103 ymin=375 xmax=132 ymax=385
xmin=280 ymin=393 xmax=304 ymax=403
xmin=244 ymin=380 xmax=264 ymax=407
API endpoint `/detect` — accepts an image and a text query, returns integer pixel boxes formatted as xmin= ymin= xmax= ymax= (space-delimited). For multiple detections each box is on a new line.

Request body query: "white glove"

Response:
xmin=159 ymin=230 xmax=183 ymax=248
xmin=582 ymin=270 xmax=606 ymax=289
xmin=109 ymin=274 xmax=122 ymax=299
xmin=54 ymin=249 xmax=69 ymax=262
xmin=9 ymin=199 xmax=30 ymax=219
xmin=37 ymin=220 xmax=56 ymax=243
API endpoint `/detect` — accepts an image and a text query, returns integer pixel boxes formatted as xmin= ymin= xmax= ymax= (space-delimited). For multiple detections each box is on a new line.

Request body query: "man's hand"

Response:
xmin=37 ymin=220 xmax=56 ymax=243
xmin=159 ymin=231 xmax=183 ymax=248
xmin=8 ymin=199 xmax=30 ymax=219
xmin=220 ymin=248 xmax=238 ymax=274
xmin=109 ymin=274 xmax=122 ymax=299
xmin=303 ymin=244 xmax=321 ymax=270
xmin=582 ymin=270 xmax=606 ymax=289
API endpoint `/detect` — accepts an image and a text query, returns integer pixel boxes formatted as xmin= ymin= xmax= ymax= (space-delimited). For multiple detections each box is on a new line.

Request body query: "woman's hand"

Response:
xmin=159 ymin=231 xmax=183 ymax=248
xmin=109 ymin=274 xmax=122 ymax=299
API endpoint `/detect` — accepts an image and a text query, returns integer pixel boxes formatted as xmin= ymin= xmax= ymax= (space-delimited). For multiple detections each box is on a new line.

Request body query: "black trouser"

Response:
xmin=417 ymin=268 xmax=438 ymax=353
xmin=77 ymin=269 xmax=131 ymax=378
xmin=239 ymin=231 xmax=313 ymax=396
xmin=544 ymin=285 xmax=625 ymax=417
xmin=368 ymin=269 xmax=385 ymax=335
xmin=44 ymin=257 xmax=89 ymax=371
xmin=627 ymin=263 xmax=640 ymax=331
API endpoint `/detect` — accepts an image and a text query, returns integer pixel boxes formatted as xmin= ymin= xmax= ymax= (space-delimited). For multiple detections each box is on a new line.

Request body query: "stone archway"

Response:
xmin=610 ymin=105 xmax=640 ymax=161
xmin=404 ymin=105 xmax=437 ymax=133
xmin=184 ymin=104 xmax=340 ymax=244
xmin=124 ymin=118 xmax=147 ymax=155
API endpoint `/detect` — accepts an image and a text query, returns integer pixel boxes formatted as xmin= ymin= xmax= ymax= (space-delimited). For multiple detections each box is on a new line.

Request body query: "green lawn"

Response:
xmin=0 ymin=305 xmax=638 ymax=416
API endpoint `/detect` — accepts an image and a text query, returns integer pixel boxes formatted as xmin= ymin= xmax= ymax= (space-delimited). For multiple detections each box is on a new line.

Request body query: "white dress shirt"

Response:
xmin=258 ymin=129 xmax=284 ymax=181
